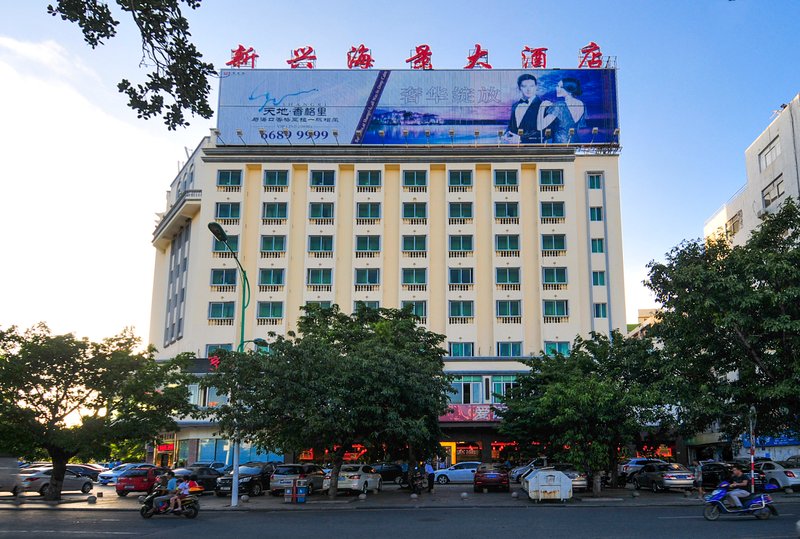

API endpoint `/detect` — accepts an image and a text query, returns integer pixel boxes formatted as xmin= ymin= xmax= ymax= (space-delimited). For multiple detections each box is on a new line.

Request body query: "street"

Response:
xmin=0 ymin=506 xmax=797 ymax=538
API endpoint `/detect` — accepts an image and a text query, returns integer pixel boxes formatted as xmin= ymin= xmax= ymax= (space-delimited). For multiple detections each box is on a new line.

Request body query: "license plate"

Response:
xmin=124 ymin=485 xmax=134 ymax=489
xmin=219 ymin=486 xmax=231 ymax=491
xmin=485 ymin=474 xmax=498 ymax=478
xmin=279 ymin=479 xmax=292 ymax=485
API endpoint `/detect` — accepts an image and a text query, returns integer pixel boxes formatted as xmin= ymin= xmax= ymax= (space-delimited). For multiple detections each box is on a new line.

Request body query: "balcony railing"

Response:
xmin=257 ymin=318 xmax=284 ymax=326
xmin=543 ymin=283 xmax=568 ymax=290
xmin=309 ymin=251 xmax=333 ymax=258
xmin=543 ymin=315 xmax=569 ymax=323
xmin=496 ymin=250 xmax=520 ymax=257
xmin=449 ymin=251 xmax=473 ymax=258
xmin=542 ymin=249 xmax=567 ymax=257
xmin=309 ymin=218 xmax=334 ymax=226
xmin=355 ymin=251 xmax=379 ymax=258
xmin=449 ymin=218 xmax=473 ymax=225
xmin=356 ymin=218 xmax=381 ymax=226
xmin=495 ymin=217 xmax=519 ymax=225
xmin=210 ymin=285 xmax=236 ymax=293
xmin=403 ymin=251 xmax=427 ymax=258
xmin=403 ymin=186 xmax=427 ymax=193
xmin=495 ymin=185 xmax=518 ymax=192
xmin=216 ymin=218 xmax=239 ymax=226
xmin=262 ymin=218 xmax=286 ymax=226
xmin=402 ymin=284 xmax=427 ymax=291
xmin=449 ymin=316 xmax=474 ymax=324
xmin=449 ymin=185 xmax=472 ymax=193
xmin=355 ymin=284 xmax=379 ymax=292
xmin=540 ymin=184 xmax=564 ymax=192
xmin=261 ymin=251 xmax=286 ymax=258
xmin=310 ymin=185 xmax=335 ymax=193
xmin=264 ymin=185 xmax=288 ymax=192
xmin=307 ymin=284 xmax=332 ymax=292
xmin=497 ymin=316 xmax=522 ymax=324
xmin=217 ymin=185 xmax=241 ymax=193
xmin=357 ymin=186 xmax=381 ymax=193
xmin=208 ymin=319 xmax=234 ymax=326
xmin=497 ymin=283 xmax=521 ymax=291
xmin=213 ymin=251 xmax=237 ymax=259
xmin=258 ymin=285 xmax=284 ymax=292
xmin=541 ymin=217 xmax=565 ymax=224
xmin=403 ymin=218 xmax=427 ymax=225
xmin=449 ymin=284 xmax=473 ymax=291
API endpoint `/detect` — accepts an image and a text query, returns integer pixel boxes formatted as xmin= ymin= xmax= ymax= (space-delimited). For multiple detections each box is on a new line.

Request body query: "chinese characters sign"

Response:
xmin=347 ymin=44 xmax=374 ymax=69
xmin=439 ymin=404 xmax=501 ymax=422
xmin=287 ymin=46 xmax=316 ymax=69
xmin=406 ymin=44 xmax=433 ymax=70
xmin=226 ymin=45 xmax=258 ymax=68
xmin=521 ymin=46 xmax=548 ymax=69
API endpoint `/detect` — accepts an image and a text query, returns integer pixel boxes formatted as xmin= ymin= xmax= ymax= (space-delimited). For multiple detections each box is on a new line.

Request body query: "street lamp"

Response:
xmin=207 ymin=221 xmax=252 ymax=507
xmin=748 ymin=406 xmax=757 ymax=494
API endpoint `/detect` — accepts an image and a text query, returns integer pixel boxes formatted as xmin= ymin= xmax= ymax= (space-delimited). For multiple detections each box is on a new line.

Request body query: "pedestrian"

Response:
xmin=691 ymin=459 xmax=704 ymax=498
xmin=425 ymin=461 xmax=435 ymax=492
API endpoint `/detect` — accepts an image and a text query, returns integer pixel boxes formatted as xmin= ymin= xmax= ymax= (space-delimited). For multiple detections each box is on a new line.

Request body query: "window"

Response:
xmin=257 ymin=301 xmax=283 ymax=319
xmin=263 ymin=202 xmax=288 ymax=219
xmin=543 ymin=300 xmax=568 ymax=317
xmin=307 ymin=268 xmax=332 ymax=285
xmin=540 ymin=169 xmax=564 ymax=186
xmin=588 ymin=173 xmax=603 ymax=189
xmin=402 ymin=235 xmax=426 ymax=251
xmin=449 ymin=300 xmax=474 ymax=317
xmin=356 ymin=202 xmax=381 ymax=218
xmin=542 ymin=234 xmax=566 ymax=250
xmin=726 ymin=211 xmax=743 ymax=237
xmin=494 ymin=170 xmax=518 ymax=186
xmin=402 ymin=300 xmax=427 ymax=317
xmin=496 ymin=267 xmax=520 ymax=284
xmin=354 ymin=300 xmax=380 ymax=310
xmin=355 ymin=268 xmax=380 ymax=284
xmin=591 ymin=238 xmax=605 ymax=253
xmin=309 ymin=202 xmax=334 ymax=219
xmin=449 ymin=268 xmax=474 ymax=284
xmin=206 ymin=387 xmax=228 ymax=407
xmin=496 ymin=235 xmax=519 ymax=250
xmin=213 ymin=235 xmax=239 ymax=253
xmin=205 ymin=344 xmax=232 ymax=357
xmin=449 ymin=342 xmax=474 ymax=357
xmin=590 ymin=207 xmax=604 ymax=221
xmin=449 ymin=235 xmax=474 ymax=251
xmin=403 ymin=202 xmax=427 ymax=219
xmin=592 ymin=271 xmax=606 ymax=286
xmin=450 ymin=376 xmax=482 ymax=404
xmin=762 ymin=175 xmax=785 ymax=208
xmin=208 ymin=302 xmax=235 ymax=319
xmin=542 ymin=267 xmax=567 ymax=284
xmin=495 ymin=202 xmax=519 ymax=218
xmin=306 ymin=301 xmax=331 ymax=308
xmin=264 ymin=170 xmax=288 ymax=186
xmin=310 ymin=170 xmax=335 ymax=186
xmin=758 ymin=136 xmax=781 ymax=171
xmin=449 ymin=202 xmax=473 ymax=218
xmin=217 ymin=170 xmax=242 ymax=186
xmin=492 ymin=375 xmax=518 ymax=403
xmin=496 ymin=300 xmax=521 ymax=317
xmin=402 ymin=268 xmax=427 ymax=284
xmin=357 ymin=170 xmax=381 ymax=186
xmin=215 ymin=202 xmax=240 ymax=219
xmin=497 ymin=342 xmax=522 ymax=357
xmin=308 ymin=235 xmax=333 ymax=252
xmin=449 ymin=170 xmax=472 ymax=186
xmin=355 ymin=235 xmax=380 ymax=252
xmin=260 ymin=235 xmax=285 ymax=253
xmin=544 ymin=341 xmax=570 ymax=356
xmin=258 ymin=268 xmax=284 ymax=285
xmin=594 ymin=303 xmax=608 ymax=318
xmin=541 ymin=202 xmax=565 ymax=218
xmin=403 ymin=170 xmax=427 ymax=187
xmin=210 ymin=269 xmax=237 ymax=286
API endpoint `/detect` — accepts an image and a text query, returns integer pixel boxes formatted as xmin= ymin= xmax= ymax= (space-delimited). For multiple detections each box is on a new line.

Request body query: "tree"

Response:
xmin=646 ymin=197 xmax=800 ymax=438
xmin=202 ymin=304 xmax=452 ymax=497
xmin=497 ymin=331 xmax=664 ymax=495
xmin=0 ymin=324 xmax=196 ymax=499
xmin=47 ymin=0 xmax=214 ymax=130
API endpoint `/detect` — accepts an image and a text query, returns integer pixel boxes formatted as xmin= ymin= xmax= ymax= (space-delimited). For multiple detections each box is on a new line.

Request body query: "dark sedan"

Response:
xmin=701 ymin=461 xmax=767 ymax=492
xmin=66 ymin=465 xmax=102 ymax=482
xmin=215 ymin=462 xmax=276 ymax=497
xmin=371 ymin=463 xmax=405 ymax=484
xmin=173 ymin=466 xmax=222 ymax=492
xmin=473 ymin=463 xmax=510 ymax=492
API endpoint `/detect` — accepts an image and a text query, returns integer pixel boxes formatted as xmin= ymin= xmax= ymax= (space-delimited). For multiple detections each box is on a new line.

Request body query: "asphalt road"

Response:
xmin=0 ymin=506 xmax=797 ymax=539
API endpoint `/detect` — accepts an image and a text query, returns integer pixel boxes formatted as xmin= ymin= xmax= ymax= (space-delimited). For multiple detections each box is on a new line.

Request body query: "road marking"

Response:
xmin=0 ymin=532 xmax=137 ymax=536
xmin=657 ymin=516 xmax=703 ymax=519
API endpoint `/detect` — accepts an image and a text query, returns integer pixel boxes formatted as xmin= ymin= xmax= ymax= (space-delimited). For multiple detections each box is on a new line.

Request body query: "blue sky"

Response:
xmin=1 ymin=0 xmax=799 ymax=342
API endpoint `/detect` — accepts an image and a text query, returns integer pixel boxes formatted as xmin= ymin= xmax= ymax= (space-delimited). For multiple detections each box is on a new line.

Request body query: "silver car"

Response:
xmin=20 ymin=467 xmax=93 ymax=496
xmin=0 ymin=455 xmax=21 ymax=496
xmin=269 ymin=464 xmax=326 ymax=495
xmin=632 ymin=462 xmax=694 ymax=492
xmin=756 ymin=461 xmax=800 ymax=491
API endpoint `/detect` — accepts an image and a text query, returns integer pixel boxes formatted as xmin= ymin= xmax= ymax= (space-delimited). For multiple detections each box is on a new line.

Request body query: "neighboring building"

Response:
xmin=149 ymin=68 xmax=626 ymax=466
xmin=627 ymin=308 xmax=657 ymax=339
xmin=704 ymin=93 xmax=800 ymax=244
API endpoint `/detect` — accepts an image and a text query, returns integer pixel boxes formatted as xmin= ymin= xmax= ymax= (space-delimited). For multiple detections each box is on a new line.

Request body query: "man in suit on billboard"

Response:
xmin=505 ymin=74 xmax=545 ymax=144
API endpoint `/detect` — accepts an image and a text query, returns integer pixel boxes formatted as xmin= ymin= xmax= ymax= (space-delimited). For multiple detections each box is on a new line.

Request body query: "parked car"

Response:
xmin=632 ymin=463 xmax=694 ymax=492
xmin=0 ymin=455 xmax=22 ymax=496
xmin=20 ymin=467 xmax=93 ymax=496
xmin=115 ymin=466 xmax=168 ymax=496
xmin=98 ymin=463 xmax=154 ymax=485
xmin=510 ymin=458 xmax=549 ymax=483
xmin=269 ymin=464 xmax=326 ymax=495
xmin=550 ymin=463 xmax=588 ymax=491
xmin=618 ymin=458 xmax=666 ymax=482
xmin=433 ymin=461 xmax=481 ymax=484
xmin=473 ymin=463 xmax=510 ymax=492
xmin=216 ymin=462 xmax=277 ymax=497
xmin=189 ymin=461 xmax=226 ymax=472
xmin=66 ymin=464 xmax=102 ymax=482
xmin=708 ymin=462 xmax=768 ymax=492
xmin=371 ymin=463 xmax=405 ymax=484
xmin=323 ymin=464 xmax=382 ymax=494
xmin=173 ymin=466 xmax=222 ymax=492
xmin=756 ymin=461 xmax=800 ymax=491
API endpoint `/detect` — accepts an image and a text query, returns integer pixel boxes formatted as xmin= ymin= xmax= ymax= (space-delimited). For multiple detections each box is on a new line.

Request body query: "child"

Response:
xmin=168 ymin=478 xmax=190 ymax=513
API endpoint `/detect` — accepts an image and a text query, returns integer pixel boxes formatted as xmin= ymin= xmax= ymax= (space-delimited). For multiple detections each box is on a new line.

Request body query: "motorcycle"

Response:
xmin=139 ymin=489 xmax=200 ymax=519
xmin=703 ymin=481 xmax=778 ymax=521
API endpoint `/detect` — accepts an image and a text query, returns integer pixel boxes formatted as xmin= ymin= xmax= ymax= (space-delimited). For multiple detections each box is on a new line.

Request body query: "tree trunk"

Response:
xmin=608 ymin=444 xmax=619 ymax=488
xmin=327 ymin=446 xmax=346 ymax=499
xmin=45 ymin=447 xmax=70 ymax=501
xmin=592 ymin=471 xmax=602 ymax=497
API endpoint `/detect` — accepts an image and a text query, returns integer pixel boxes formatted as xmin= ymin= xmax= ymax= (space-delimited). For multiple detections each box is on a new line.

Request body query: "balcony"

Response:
xmin=356 ymin=218 xmax=380 ymax=226
xmin=449 ymin=185 xmax=472 ymax=193
xmin=449 ymin=284 xmax=473 ymax=291
xmin=543 ymin=283 xmax=568 ymax=291
xmin=497 ymin=283 xmax=521 ymax=291
xmin=208 ymin=318 xmax=234 ymax=326
xmin=309 ymin=218 xmax=334 ymax=226
xmin=403 ymin=186 xmax=427 ymax=193
xmin=542 ymin=249 xmax=567 ymax=257
xmin=262 ymin=218 xmax=287 ymax=226
xmin=541 ymin=217 xmax=565 ymax=224
xmin=357 ymin=186 xmax=381 ymax=193
xmin=310 ymin=185 xmax=335 ymax=193
xmin=449 ymin=218 xmax=473 ymax=225
xmin=497 ymin=316 xmax=522 ymax=324
xmin=540 ymin=184 xmax=564 ymax=192
xmin=307 ymin=284 xmax=332 ymax=292
xmin=355 ymin=251 xmax=379 ymax=258
xmin=402 ymin=251 xmax=427 ymax=258
xmin=258 ymin=285 xmax=284 ymax=292
xmin=448 ymin=316 xmax=474 ymax=324
xmin=402 ymin=284 xmax=427 ymax=291
xmin=403 ymin=218 xmax=427 ymax=225
xmin=543 ymin=315 xmax=569 ymax=324
xmin=263 ymin=185 xmax=288 ymax=193
xmin=260 ymin=251 xmax=286 ymax=259
xmin=495 ymin=185 xmax=518 ymax=193
xmin=355 ymin=284 xmax=379 ymax=292
xmin=309 ymin=251 xmax=333 ymax=258
xmin=213 ymin=251 xmax=237 ymax=259
xmin=496 ymin=250 xmax=520 ymax=257
xmin=210 ymin=285 xmax=235 ymax=293
xmin=217 ymin=185 xmax=240 ymax=193
xmin=495 ymin=217 xmax=519 ymax=225
xmin=257 ymin=318 xmax=284 ymax=326
xmin=153 ymin=189 xmax=202 ymax=250
xmin=449 ymin=251 xmax=473 ymax=258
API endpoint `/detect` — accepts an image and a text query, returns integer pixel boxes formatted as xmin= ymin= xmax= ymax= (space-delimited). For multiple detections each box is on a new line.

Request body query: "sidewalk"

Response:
xmin=2 ymin=483 xmax=799 ymax=512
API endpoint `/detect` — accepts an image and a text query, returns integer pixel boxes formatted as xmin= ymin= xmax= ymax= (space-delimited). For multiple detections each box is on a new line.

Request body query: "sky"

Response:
xmin=1 ymin=0 xmax=799 ymax=344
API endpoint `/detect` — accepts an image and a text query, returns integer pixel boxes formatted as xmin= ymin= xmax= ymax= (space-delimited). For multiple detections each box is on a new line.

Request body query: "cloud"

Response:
xmin=0 ymin=36 xmax=101 ymax=83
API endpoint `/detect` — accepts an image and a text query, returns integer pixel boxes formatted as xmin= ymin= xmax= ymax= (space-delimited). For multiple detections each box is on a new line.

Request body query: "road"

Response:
xmin=0 ymin=506 xmax=797 ymax=538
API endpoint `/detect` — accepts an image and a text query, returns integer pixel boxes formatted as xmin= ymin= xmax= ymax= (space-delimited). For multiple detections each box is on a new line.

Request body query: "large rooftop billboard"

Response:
xmin=217 ymin=69 xmax=618 ymax=146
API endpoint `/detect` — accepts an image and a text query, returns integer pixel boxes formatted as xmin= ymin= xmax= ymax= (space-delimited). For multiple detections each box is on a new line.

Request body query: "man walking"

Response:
xmin=425 ymin=462 xmax=435 ymax=493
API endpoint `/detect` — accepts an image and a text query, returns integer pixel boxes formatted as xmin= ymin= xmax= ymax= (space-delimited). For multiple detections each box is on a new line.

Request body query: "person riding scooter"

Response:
xmin=726 ymin=467 xmax=750 ymax=508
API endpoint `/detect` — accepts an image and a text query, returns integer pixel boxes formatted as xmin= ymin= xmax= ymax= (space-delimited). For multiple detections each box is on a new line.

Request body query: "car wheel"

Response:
xmin=117 ymin=491 xmax=129 ymax=497
xmin=703 ymin=504 xmax=720 ymax=521
xmin=39 ymin=484 xmax=49 ymax=497
xmin=633 ymin=478 xmax=641 ymax=490
xmin=81 ymin=482 xmax=93 ymax=494
xmin=250 ymin=483 xmax=262 ymax=496
xmin=651 ymin=482 xmax=660 ymax=493
xmin=436 ymin=475 xmax=449 ymax=485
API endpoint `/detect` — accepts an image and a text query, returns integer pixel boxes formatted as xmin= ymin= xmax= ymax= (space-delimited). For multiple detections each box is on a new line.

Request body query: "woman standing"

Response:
xmin=539 ymin=77 xmax=586 ymax=143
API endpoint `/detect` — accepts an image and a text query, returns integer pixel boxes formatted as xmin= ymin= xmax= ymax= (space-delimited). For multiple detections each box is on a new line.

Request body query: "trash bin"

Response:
xmin=284 ymin=479 xmax=297 ymax=503
xmin=523 ymin=468 xmax=573 ymax=502
xmin=295 ymin=479 xmax=308 ymax=504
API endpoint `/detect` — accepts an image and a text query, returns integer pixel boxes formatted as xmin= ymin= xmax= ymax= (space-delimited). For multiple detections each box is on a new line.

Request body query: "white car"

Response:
xmin=20 ymin=467 xmax=93 ymax=496
xmin=322 ymin=464 xmax=382 ymax=494
xmin=97 ymin=463 xmax=154 ymax=485
xmin=756 ymin=461 xmax=800 ymax=491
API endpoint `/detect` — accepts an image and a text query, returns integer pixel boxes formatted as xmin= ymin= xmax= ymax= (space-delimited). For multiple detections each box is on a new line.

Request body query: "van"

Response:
xmin=0 ymin=455 xmax=22 ymax=496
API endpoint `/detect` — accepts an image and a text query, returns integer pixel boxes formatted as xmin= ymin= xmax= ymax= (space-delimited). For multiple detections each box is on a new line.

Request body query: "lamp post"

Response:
xmin=748 ymin=406 xmax=757 ymax=494
xmin=207 ymin=222 xmax=253 ymax=508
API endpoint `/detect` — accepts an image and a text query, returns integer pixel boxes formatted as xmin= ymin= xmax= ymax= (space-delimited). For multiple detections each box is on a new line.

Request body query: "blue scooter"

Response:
xmin=703 ymin=481 xmax=779 ymax=520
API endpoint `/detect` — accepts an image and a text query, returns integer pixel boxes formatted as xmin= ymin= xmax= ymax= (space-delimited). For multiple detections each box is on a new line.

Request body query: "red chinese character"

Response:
xmin=346 ymin=44 xmax=374 ymax=69
xmin=464 ymin=43 xmax=492 ymax=69
xmin=521 ymin=46 xmax=548 ymax=69
xmin=579 ymin=41 xmax=603 ymax=68
xmin=226 ymin=44 xmax=259 ymax=68
xmin=287 ymin=46 xmax=317 ymax=69
xmin=405 ymin=44 xmax=433 ymax=70
xmin=209 ymin=355 xmax=220 ymax=370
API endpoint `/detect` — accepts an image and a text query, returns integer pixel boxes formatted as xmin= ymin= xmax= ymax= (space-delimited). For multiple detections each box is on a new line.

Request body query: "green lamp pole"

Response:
xmin=207 ymin=222 xmax=252 ymax=507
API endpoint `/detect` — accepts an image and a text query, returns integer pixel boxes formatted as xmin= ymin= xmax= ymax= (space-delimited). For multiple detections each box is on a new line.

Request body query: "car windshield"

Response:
xmin=478 ymin=464 xmax=504 ymax=471
xmin=341 ymin=465 xmax=360 ymax=472
xmin=273 ymin=466 xmax=301 ymax=475
xmin=122 ymin=469 xmax=148 ymax=477
xmin=657 ymin=464 xmax=686 ymax=472
xmin=777 ymin=461 xmax=795 ymax=468
xmin=111 ymin=465 xmax=129 ymax=472
xmin=238 ymin=466 xmax=262 ymax=474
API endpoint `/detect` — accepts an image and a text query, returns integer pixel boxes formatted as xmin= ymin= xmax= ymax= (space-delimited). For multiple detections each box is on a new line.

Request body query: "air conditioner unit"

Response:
xmin=756 ymin=209 xmax=768 ymax=218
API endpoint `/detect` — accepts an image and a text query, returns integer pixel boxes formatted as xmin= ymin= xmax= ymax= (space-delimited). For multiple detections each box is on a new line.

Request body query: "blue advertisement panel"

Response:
xmin=217 ymin=69 xmax=618 ymax=146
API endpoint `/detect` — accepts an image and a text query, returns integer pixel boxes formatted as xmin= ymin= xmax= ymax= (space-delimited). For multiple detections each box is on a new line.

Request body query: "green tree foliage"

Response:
xmin=202 ymin=304 xmax=452 ymax=497
xmin=497 ymin=331 xmax=663 ymax=495
xmin=0 ymin=324 xmax=195 ymax=499
xmin=646 ymin=198 xmax=800 ymax=438
xmin=47 ymin=0 xmax=214 ymax=129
